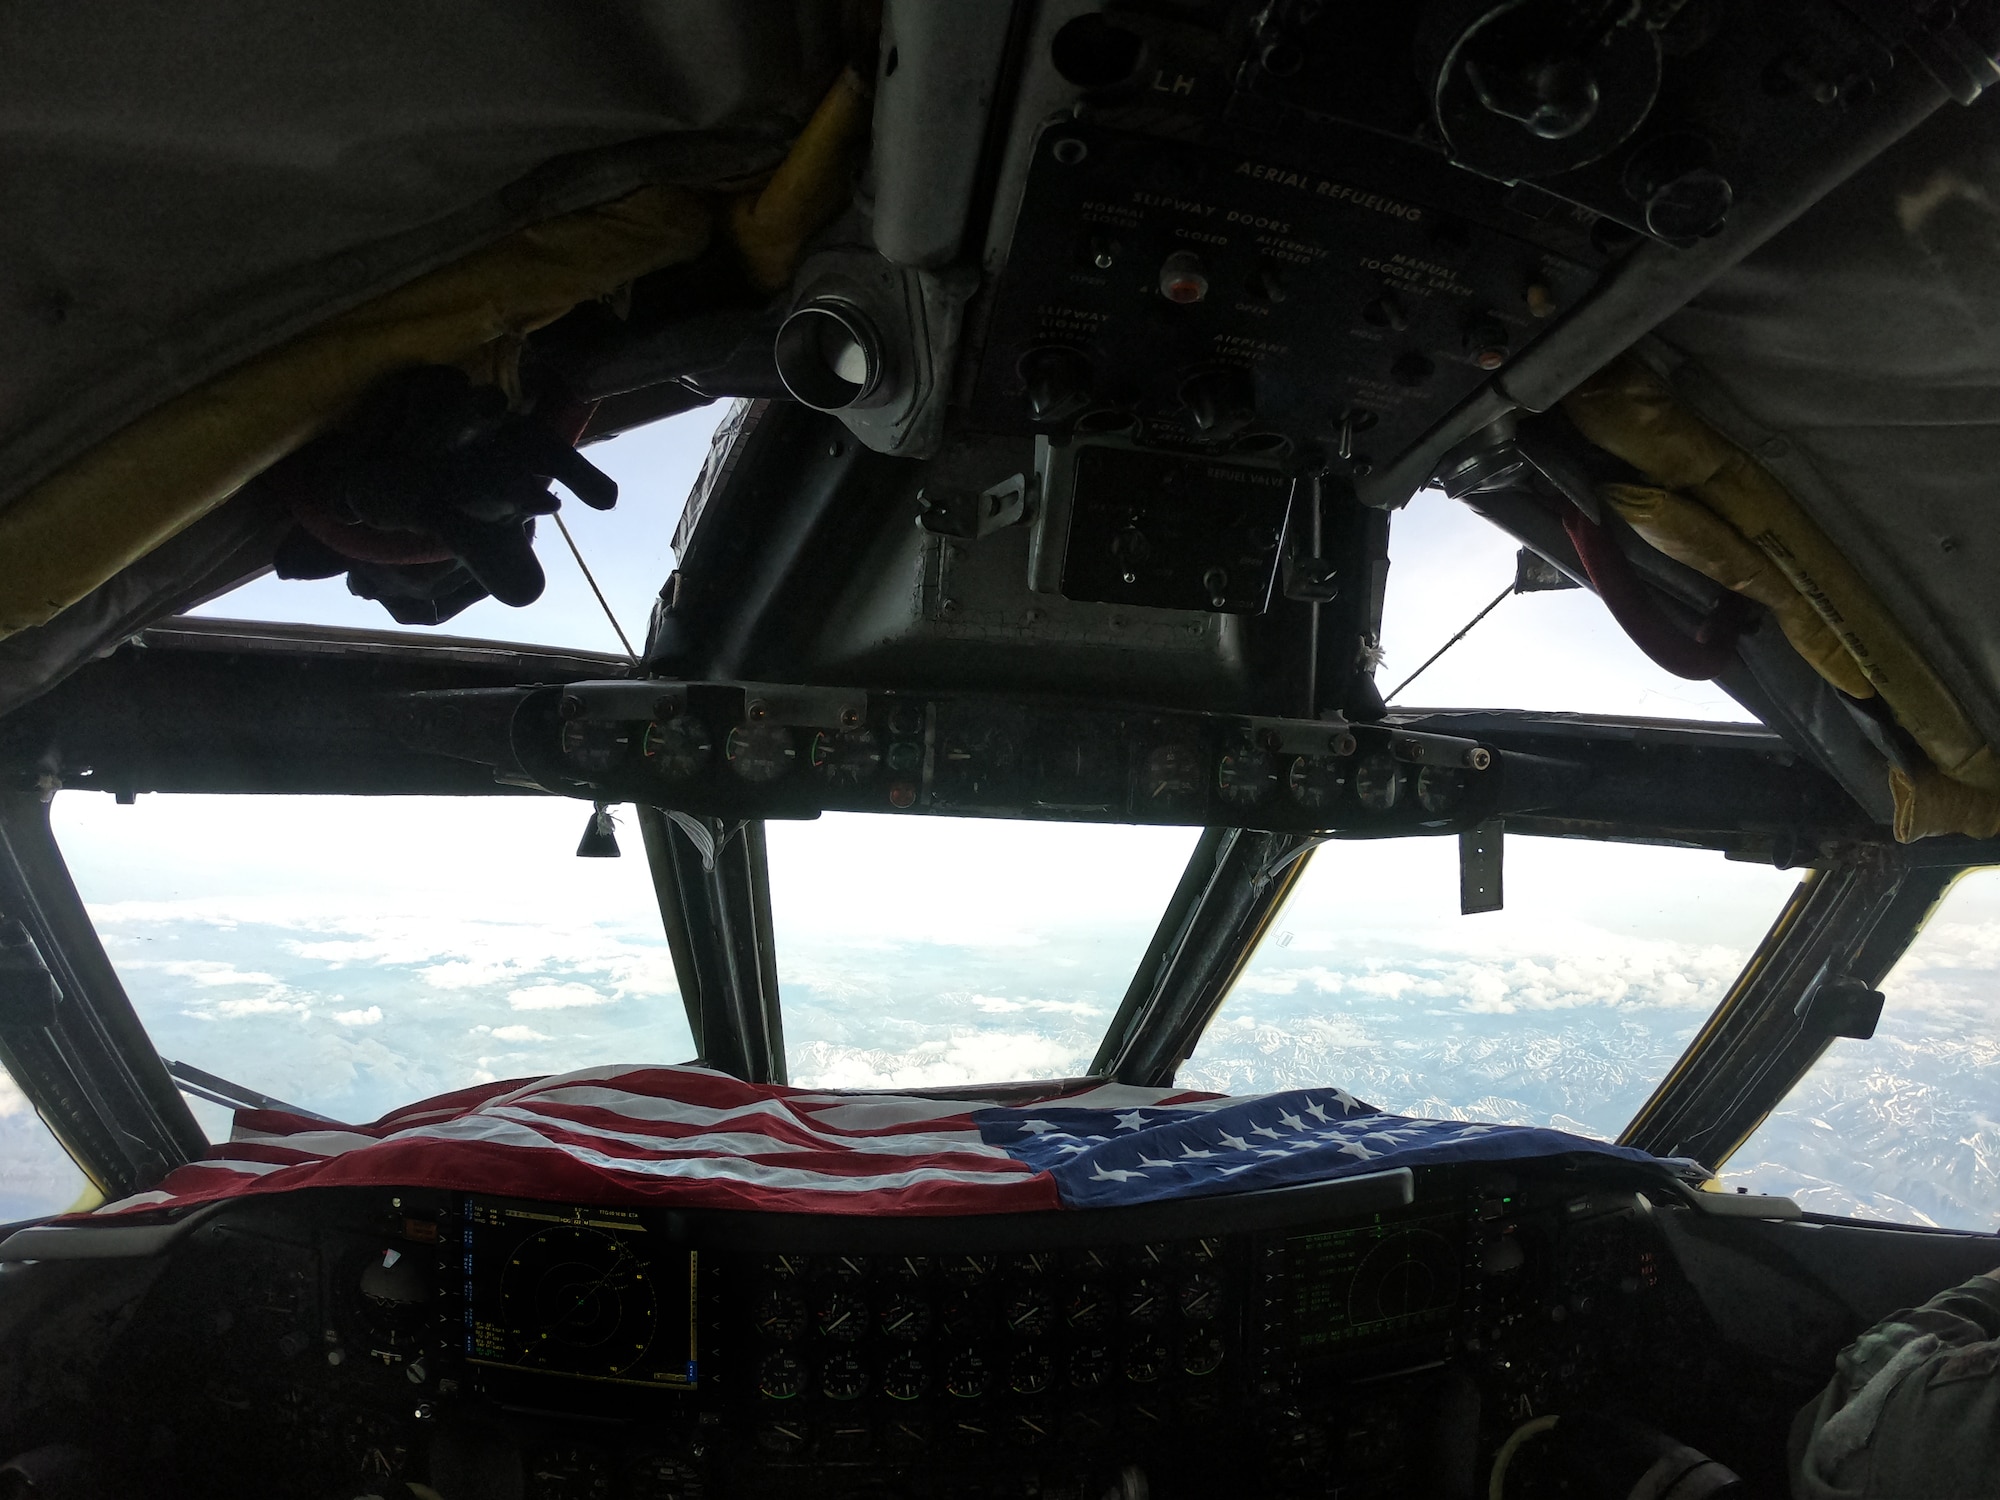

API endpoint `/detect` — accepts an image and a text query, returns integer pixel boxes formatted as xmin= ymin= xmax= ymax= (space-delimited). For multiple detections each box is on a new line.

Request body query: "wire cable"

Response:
xmin=1384 ymin=583 xmax=1514 ymax=703
xmin=553 ymin=512 xmax=639 ymax=662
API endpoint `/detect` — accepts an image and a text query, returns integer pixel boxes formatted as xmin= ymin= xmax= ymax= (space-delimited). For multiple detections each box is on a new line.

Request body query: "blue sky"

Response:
xmin=4 ymin=404 xmax=1994 ymax=1234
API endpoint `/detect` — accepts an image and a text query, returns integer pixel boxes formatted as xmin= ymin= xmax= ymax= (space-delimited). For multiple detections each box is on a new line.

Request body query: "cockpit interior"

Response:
xmin=3 ymin=3 xmax=2000 ymax=1497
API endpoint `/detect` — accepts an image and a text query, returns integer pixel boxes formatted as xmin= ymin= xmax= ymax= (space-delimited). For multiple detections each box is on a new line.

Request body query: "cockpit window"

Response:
xmin=766 ymin=814 xmax=1202 ymax=1087
xmin=1182 ymin=835 xmax=1799 ymax=1139
xmin=52 ymin=793 xmax=692 ymax=1132
xmin=0 ymin=1072 xmax=91 ymax=1220
xmin=186 ymin=409 xmax=721 ymax=653
xmin=1724 ymin=867 xmax=2000 ymax=1231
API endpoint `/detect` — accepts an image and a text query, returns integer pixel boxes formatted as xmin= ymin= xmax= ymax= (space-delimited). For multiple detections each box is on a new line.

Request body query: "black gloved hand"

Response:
xmin=269 ymin=365 xmax=615 ymax=620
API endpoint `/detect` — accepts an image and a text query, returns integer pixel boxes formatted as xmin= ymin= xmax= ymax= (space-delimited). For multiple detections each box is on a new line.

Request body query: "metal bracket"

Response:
xmin=1460 ymin=820 xmax=1505 ymax=915
xmin=634 ymin=809 xmax=786 ymax=1085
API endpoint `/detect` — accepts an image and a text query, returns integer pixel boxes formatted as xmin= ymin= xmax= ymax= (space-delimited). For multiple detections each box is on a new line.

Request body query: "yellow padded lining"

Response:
xmin=0 ymin=185 xmax=713 ymax=641
xmin=1565 ymin=355 xmax=2000 ymax=839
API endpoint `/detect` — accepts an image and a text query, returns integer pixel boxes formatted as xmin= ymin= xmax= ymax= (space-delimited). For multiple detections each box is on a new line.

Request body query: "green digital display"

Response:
xmin=1286 ymin=1211 xmax=1460 ymax=1354
xmin=463 ymin=1198 xmax=697 ymax=1388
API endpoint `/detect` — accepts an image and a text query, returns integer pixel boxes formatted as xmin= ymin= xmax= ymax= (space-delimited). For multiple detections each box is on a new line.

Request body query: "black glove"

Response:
xmin=269 ymin=365 xmax=615 ymax=621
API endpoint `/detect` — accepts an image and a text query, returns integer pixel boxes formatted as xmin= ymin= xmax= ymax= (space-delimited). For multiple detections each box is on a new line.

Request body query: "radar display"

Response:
xmin=1284 ymin=1210 xmax=1460 ymax=1355
xmin=462 ymin=1198 xmax=697 ymax=1387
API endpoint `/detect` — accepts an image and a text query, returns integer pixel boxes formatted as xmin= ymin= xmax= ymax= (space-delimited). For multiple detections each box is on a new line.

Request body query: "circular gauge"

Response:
xmin=1008 ymin=1345 xmax=1053 ymax=1396
xmin=882 ymin=1351 xmax=928 ymax=1402
xmin=1072 ymin=1249 xmax=1113 ymax=1276
xmin=1142 ymin=743 xmax=1203 ymax=803
xmin=1009 ymin=1252 xmax=1053 ymax=1279
xmin=1064 ymin=1284 xmax=1109 ymax=1334
xmin=821 ymin=1351 xmax=868 ymax=1402
xmin=725 ymin=721 xmax=797 ymax=783
xmin=878 ymin=1293 xmax=932 ymax=1342
xmin=1135 ymin=1243 xmax=1176 ymax=1270
xmin=1002 ymin=1289 xmax=1052 ymax=1337
xmin=1287 ymin=754 xmax=1345 ymax=811
xmin=942 ymin=1254 xmax=997 ymax=1288
xmin=1216 ymin=737 xmax=1279 ymax=806
xmin=819 ymin=1255 xmax=868 ymax=1282
xmin=886 ymin=701 xmax=925 ymax=738
xmin=937 ymin=1292 xmax=991 ymax=1340
xmin=624 ymin=1454 xmax=701 ymax=1500
xmin=762 ymin=1254 xmax=805 ymax=1281
xmin=755 ymin=1287 xmax=806 ymax=1341
xmin=816 ymin=1291 xmax=869 ymax=1342
xmin=812 ymin=728 xmax=882 ymax=786
xmin=1182 ymin=1332 xmax=1225 ymax=1377
xmin=944 ymin=1349 xmax=990 ymax=1399
xmin=1189 ymin=1238 xmax=1221 ymax=1264
xmin=1068 ymin=1345 xmax=1110 ymax=1390
xmin=558 ymin=719 xmax=632 ymax=776
xmin=885 ymin=1417 xmax=929 ymax=1456
xmin=1009 ymin=1411 xmax=1053 ymax=1449
xmin=1120 ymin=1277 xmax=1166 ymax=1327
xmin=885 ymin=739 xmax=923 ymax=775
xmin=1352 ymin=751 xmax=1403 ymax=811
xmin=642 ymin=715 xmax=713 ymax=781
xmin=885 ymin=1254 xmax=931 ymax=1284
xmin=756 ymin=1419 xmax=808 ymax=1456
xmin=758 ymin=1350 xmax=804 ymax=1401
xmin=1123 ymin=1340 xmax=1166 ymax=1384
xmin=1179 ymin=1271 xmax=1221 ymax=1321
xmin=822 ymin=1420 xmax=872 ymax=1460
xmin=494 ymin=1224 xmax=657 ymax=1379
xmin=1036 ymin=721 xmax=1120 ymax=797
xmin=1417 ymin=764 xmax=1466 ymax=815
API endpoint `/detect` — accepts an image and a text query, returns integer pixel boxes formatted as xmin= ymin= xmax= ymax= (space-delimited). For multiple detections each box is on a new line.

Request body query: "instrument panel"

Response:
xmin=465 ymin=679 xmax=1528 ymax=837
xmin=98 ymin=1161 xmax=1736 ymax=1500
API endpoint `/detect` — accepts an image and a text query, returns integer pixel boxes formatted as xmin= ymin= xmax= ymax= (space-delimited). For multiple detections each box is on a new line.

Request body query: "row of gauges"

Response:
xmin=560 ymin=710 xmax=1472 ymax=818
xmin=1166 ymin=743 xmax=1469 ymax=815
xmin=560 ymin=714 xmax=917 ymax=789
xmin=752 ymin=1245 xmax=1221 ymax=1282
xmin=752 ymin=1396 xmax=1216 ymax=1460
xmin=755 ymin=1334 xmax=1226 ymax=1403
xmin=752 ymin=1274 xmax=1223 ymax=1343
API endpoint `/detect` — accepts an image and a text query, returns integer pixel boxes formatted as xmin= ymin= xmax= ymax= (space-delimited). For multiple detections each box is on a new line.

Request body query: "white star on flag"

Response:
xmin=1090 ymin=1165 xmax=1143 ymax=1182
xmin=1304 ymin=1100 xmax=1329 ymax=1123
xmin=1257 ymin=1149 xmax=1290 ymax=1159
xmin=1329 ymin=1089 xmax=1363 ymax=1114
xmin=1016 ymin=1119 xmax=1058 ymax=1136
xmin=1114 ymin=1110 xmax=1149 ymax=1131
xmin=1055 ymin=1142 xmax=1089 ymax=1155
xmin=1181 ymin=1145 xmax=1215 ymax=1159
xmin=1218 ymin=1131 xmax=1249 ymax=1151
xmin=1337 ymin=1142 xmax=1379 ymax=1159
xmin=1138 ymin=1155 xmax=1173 ymax=1169
xmin=1455 ymin=1124 xmax=1499 ymax=1136
xmin=1279 ymin=1111 xmax=1305 ymax=1132
xmin=1251 ymin=1124 xmax=1282 ymax=1140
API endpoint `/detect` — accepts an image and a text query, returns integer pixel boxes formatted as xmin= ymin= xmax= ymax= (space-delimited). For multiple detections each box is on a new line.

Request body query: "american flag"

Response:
xmin=87 ymin=1065 xmax=1669 ymax=1219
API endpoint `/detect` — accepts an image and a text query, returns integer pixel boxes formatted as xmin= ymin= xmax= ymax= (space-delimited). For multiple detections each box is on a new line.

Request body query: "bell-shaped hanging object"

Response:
xmin=576 ymin=801 xmax=621 ymax=858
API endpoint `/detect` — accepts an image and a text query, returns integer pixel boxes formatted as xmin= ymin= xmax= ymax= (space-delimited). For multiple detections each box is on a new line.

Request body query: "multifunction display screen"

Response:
xmin=461 ymin=1197 xmax=697 ymax=1388
xmin=1285 ymin=1210 xmax=1460 ymax=1355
